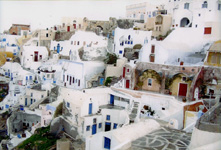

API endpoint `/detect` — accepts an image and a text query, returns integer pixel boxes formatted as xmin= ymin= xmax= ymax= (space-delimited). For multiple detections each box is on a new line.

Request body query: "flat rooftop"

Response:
xmin=99 ymin=104 xmax=124 ymax=110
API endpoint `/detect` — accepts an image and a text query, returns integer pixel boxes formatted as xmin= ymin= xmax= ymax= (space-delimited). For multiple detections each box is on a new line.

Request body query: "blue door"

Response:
xmin=104 ymin=137 xmax=111 ymax=149
xmin=92 ymin=124 xmax=97 ymax=135
xmin=99 ymin=78 xmax=104 ymax=85
xmin=25 ymin=98 xmax=27 ymax=106
xmin=110 ymin=95 xmax=114 ymax=105
xmin=57 ymin=44 xmax=60 ymax=53
xmin=89 ymin=103 xmax=92 ymax=115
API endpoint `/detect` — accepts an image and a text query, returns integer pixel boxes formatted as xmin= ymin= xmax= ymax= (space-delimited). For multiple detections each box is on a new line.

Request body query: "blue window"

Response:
xmin=5 ymin=72 xmax=7 ymax=76
xmin=3 ymin=38 xmax=6 ymax=42
xmin=13 ymin=53 xmax=17 ymax=55
xmin=106 ymin=115 xmax=110 ymax=120
xmin=67 ymin=102 xmax=70 ymax=108
xmin=99 ymin=123 xmax=102 ymax=128
xmin=131 ymin=41 xmax=133 ymax=45
xmin=104 ymin=137 xmax=111 ymax=149
xmin=128 ymin=35 xmax=131 ymax=40
xmin=31 ymin=99 xmax=33 ymax=104
xmin=5 ymin=104 xmax=9 ymax=109
xmin=113 ymin=123 xmax=118 ymax=129
xmin=86 ymin=126 xmax=90 ymax=131
xmin=89 ymin=103 xmax=92 ymax=115
xmin=26 ymin=76 xmax=28 ymax=80
xmin=29 ymin=76 xmax=32 ymax=80
xmin=25 ymin=98 xmax=27 ymax=106
xmin=119 ymin=50 xmax=123 ymax=54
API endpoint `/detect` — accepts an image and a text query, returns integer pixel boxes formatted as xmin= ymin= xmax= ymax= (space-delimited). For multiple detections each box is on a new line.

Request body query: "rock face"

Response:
xmin=117 ymin=19 xmax=134 ymax=29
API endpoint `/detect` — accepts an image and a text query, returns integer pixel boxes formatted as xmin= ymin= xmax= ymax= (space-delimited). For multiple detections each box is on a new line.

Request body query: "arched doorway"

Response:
xmin=180 ymin=18 xmax=190 ymax=27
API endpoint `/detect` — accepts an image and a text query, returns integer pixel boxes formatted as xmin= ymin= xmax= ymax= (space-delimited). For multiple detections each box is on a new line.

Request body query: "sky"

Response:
xmin=0 ymin=0 xmax=166 ymax=33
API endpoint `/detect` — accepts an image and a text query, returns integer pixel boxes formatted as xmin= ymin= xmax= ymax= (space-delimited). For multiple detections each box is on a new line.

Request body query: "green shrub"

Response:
xmin=54 ymin=102 xmax=63 ymax=118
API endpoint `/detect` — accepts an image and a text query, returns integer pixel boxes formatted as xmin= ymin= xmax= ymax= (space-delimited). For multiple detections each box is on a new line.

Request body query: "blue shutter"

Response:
xmin=104 ymin=137 xmax=111 ymax=149
xmin=110 ymin=95 xmax=114 ymax=105
xmin=89 ymin=103 xmax=92 ymax=115
xmin=113 ymin=123 xmax=118 ymax=129
xmin=25 ymin=98 xmax=27 ymax=106
xmin=92 ymin=124 xmax=97 ymax=135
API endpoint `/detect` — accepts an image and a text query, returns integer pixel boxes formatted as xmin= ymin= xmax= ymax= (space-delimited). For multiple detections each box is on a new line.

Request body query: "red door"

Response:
xmin=178 ymin=83 xmax=187 ymax=96
xmin=34 ymin=51 xmax=38 ymax=62
xmin=123 ymin=67 xmax=126 ymax=78
xmin=67 ymin=26 xmax=70 ymax=32
xmin=73 ymin=24 xmax=76 ymax=29
xmin=126 ymin=80 xmax=130 ymax=89
xmin=150 ymin=55 xmax=155 ymax=62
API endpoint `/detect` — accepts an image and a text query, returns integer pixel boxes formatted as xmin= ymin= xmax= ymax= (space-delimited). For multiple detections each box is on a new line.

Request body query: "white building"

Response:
xmin=126 ymin=1 xmax=165 ymax=22
xmin=58 ymin=60 xmax=105 ymax=89
xmin=57 ymin=87 xmax=131 ymax=140
xmin=114 ymin=28 xmax=152 ymax=58
xmin=20 ymin=46 xmax=49 ymax=70
xmin=165 ymin=0 xmax=221 ymax=41
xmin=19 ymin=85 xmax=48 ymax=107
xmin=86 ymin=119 xmax=161 ymax=150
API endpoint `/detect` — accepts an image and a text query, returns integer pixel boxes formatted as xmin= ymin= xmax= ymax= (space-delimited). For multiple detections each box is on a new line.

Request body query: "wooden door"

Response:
xmin=178 ymin=83 xmax=188 ymax=96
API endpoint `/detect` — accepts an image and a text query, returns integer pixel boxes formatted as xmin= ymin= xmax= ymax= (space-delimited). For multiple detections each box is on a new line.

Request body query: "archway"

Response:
xmin=180 ymin=18 xmax=190 ymax=27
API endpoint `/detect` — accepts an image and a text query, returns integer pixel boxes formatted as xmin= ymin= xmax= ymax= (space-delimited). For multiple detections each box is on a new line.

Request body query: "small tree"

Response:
xmin=104 ymin=53 xmax=118 ymax=64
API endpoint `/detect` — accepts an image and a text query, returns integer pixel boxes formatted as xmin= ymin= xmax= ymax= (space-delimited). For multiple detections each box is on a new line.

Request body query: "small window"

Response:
xmin=202 ymin=1 xmax=208 ymax=8
xmin=46 ymin=33 xmax=48 ymax=37
xmin=73 ymin=77 xmax=75 ymax=83
xmin=67 ymin=102 xmax=70 ymax=108
xmin=127 ymin=69 xmax=129 ymax=72
xmin=77 ymin=41 xmax=80 ymax=45
xmin=99 ymin=123 xmax=102 ymax=128
xmin=119 ymin=50 xmax=123 ymax=54
xmin=86 ymin=126 xmax=90 ymax=131
xmin=78 ymin=80 xmax=80 ymax=86
xmin=93 ymin=118 xmax=97 ymax=124
xmin=41 ymin=95 xmax=44 ymax=98
xmin=182 ymin=77 xmax=186 ymax=81
xmin=151 ymin=45 xmax=155 ymax=53
xmin=106 ymin=115 xmax=110 ymax=120
xmin=184 ymin=3 xmax=189 ymax=9
xmin=195 ymin=24 xmax=198 ymax=28
xmin=204 ymin=27 xmax=212 ymax=34
xmin=74 ymin=41 xmax=76 ymax=45
xmin=67 ymin=75 xmax=69 ymax=81
xmin=148 ymin=78 xmax=152 ymax=86
xmin=113 ymin=123 xmax=117 ymax=129
xmin=218 ymin=4 xmax=221 ymax=10
xmin=31 ymin=93 xmax=33 ymax=97
xmin=71 ymin=41 xmax=73 ymax=45
xmin=199 ymin=14 xmax=201 ymax=17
